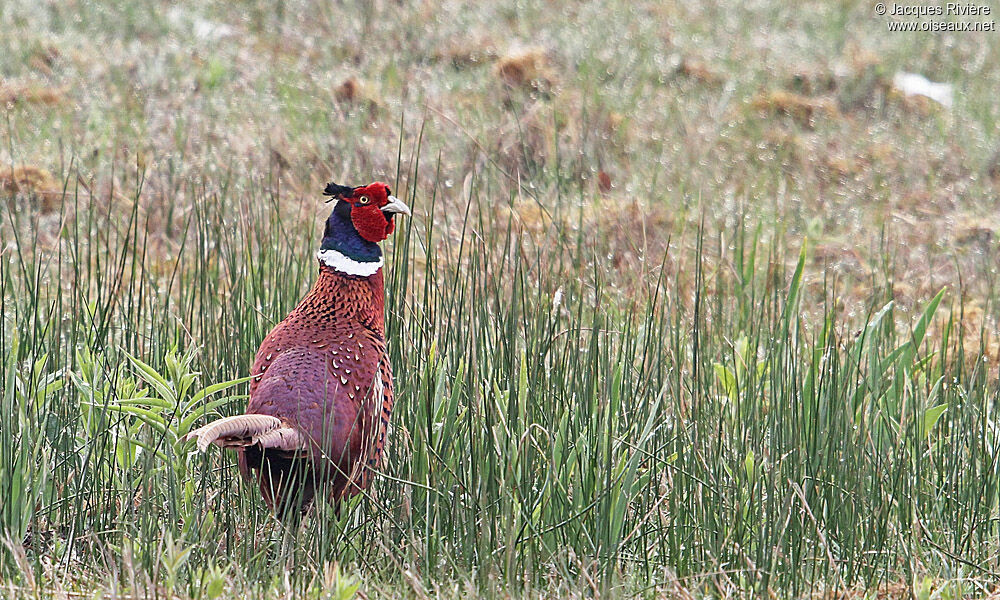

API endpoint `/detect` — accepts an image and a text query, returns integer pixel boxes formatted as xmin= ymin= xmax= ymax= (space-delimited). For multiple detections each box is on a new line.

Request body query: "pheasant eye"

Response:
xmin=357 ymin=196 xmax=371 ymax=205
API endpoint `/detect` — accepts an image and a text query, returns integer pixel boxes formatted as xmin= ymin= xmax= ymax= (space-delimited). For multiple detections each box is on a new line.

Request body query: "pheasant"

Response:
xmin=185 ymin=181 xmax=410 ymax=514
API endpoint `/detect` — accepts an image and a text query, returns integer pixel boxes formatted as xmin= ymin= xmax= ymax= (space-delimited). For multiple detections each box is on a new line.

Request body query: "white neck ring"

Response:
xmin=316 ymin=248 xmax=383 ymax=276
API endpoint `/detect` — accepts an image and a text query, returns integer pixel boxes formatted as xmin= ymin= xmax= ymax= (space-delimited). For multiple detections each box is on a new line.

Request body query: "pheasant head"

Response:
xmin=318 ymin=181 xmax=411 ymax=276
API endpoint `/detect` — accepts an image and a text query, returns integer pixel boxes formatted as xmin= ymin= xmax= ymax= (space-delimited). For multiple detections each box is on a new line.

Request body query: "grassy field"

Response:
xmin=3 ymin=0 xmax=1000 ymax=597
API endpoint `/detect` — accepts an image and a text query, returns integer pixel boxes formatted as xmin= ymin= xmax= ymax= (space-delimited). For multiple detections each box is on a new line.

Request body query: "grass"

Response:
xmin=3 ymin=0 xmax=1000 ymax=597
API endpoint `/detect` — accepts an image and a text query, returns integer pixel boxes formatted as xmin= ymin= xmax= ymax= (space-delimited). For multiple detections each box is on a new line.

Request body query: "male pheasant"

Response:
xmin=186 ymin=181 xmax=410 ymax=513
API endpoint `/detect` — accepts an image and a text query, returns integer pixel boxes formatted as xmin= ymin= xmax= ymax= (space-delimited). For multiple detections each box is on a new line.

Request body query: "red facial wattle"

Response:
xmin=348 ymin=183 xmax=392 ymax=242
xmin=323 ymin=181 xmax=410 ymax=244
xmin=351 ymin=205 xmax=394 ymax=242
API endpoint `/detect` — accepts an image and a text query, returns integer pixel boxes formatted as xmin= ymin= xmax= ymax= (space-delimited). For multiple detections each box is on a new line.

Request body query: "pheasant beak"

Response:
xmin=381 ymin=196 xmax=412 ymax=217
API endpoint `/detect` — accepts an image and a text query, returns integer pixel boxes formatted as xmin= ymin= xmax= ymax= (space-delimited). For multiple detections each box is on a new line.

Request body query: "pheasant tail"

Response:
xmin=184 ymin=415 xmax=307 ymax=453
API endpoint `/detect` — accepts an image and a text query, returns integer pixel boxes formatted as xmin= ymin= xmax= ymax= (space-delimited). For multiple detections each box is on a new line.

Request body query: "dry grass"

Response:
xmin=0 ymin=1 xmax=992 ymax=323
xmin=493 ymin=47 xmax=556 ymax=94
xmin=0 ymin=79 xmax=65 ymax=107
xmin=434 ymin=37 xmax=500 ymax=69
xmin=1 ymin=165 xmax=61 ymax=211
xmin=749 ymin=90 xmax=841 ymax=128
xmin=335 ymin=77 xmax=384 ymax=117
xmin=0 ymin=3 xmax=993 ymax=352
xmin=986 ymin=146 xmax=1000 ymax=183
xmin=676 ymin=56 xmax=724 ymax=85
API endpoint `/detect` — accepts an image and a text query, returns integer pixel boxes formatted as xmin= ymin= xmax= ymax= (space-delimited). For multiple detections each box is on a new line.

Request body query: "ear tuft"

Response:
xmin=323 ymin=182 xmax=356 ymax=198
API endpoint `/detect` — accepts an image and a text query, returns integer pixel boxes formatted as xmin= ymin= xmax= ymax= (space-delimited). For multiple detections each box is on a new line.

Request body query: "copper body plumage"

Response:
xmin=185 ymin=181 xmax=409 ymax=514
xmin=238 ymin=268 xmax=394 ymax=509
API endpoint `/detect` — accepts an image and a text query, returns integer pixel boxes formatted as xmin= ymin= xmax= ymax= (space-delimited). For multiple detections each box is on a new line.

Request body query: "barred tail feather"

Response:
xmin=254 ymin=426 xmax=307 ymax=452
xmin=184 ymin=415 xmax=305 ymax=453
